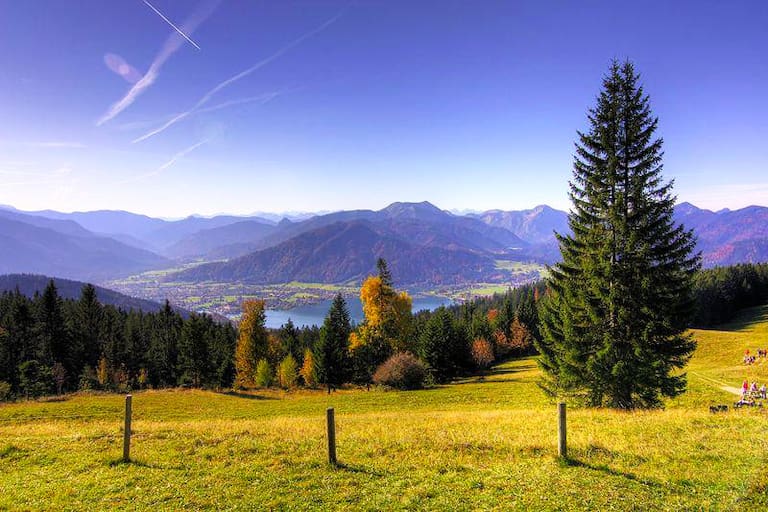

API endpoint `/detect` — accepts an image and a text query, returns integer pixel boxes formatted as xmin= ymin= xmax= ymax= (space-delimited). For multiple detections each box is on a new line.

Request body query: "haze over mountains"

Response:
xmin=1 ymin=201 xmax=767 ymax=285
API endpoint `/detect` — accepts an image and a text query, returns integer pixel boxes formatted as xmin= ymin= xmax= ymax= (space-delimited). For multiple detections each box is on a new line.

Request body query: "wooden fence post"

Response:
xmin=123 ymin=394 xmax=132 ymax=462
xmin=558 ymin=402 xmax=567 ymax=459
xmin=326 ymin=407 xmax=337 ymax=465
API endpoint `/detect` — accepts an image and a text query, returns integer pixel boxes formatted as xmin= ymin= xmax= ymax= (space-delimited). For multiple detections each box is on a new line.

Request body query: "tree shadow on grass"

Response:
xmin=450 ymin=365 xmax=531 ymax=385
xmin=108 ymin=458 xmax=184 ymax=470
xmin=331 ymin=461 xmax=385 ymax=476
xmin=561 ymin=456 xmax=662 ymax=489
xmin=697 ymin=305 xmax=768 ymax=333
xmin=218 ymin=391 xmax=276 ymax=401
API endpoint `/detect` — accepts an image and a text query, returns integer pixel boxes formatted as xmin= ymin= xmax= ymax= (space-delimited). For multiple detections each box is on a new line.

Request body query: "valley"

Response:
xmin=2 ymin=200 xmax=766 ymax=323
xmin=106 ymin=259 xmax=545 ymax=320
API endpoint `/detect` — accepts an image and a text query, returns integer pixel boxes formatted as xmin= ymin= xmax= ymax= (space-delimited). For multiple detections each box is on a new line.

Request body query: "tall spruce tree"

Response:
xmin=315 ymin=294 xmax=351 ymax=393
xmin=537 ymin=60 xmax=700 ymax=409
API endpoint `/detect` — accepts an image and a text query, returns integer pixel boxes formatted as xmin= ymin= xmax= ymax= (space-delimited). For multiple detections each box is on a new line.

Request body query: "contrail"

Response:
xmin=113 ymin=90 xmax=285 ymax=132
xmin=97 ymin=0 xmax=219 ymax=126
xmin=113 ymin=138 xmax=209 ymax=185
xmin=132 ymin=9 xmax=345 ymax=143
xmin=142 ymin=0 xmax=201 ymax=50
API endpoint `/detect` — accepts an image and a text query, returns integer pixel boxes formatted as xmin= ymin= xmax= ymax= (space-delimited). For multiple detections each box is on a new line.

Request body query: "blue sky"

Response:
xmin=1 ymin=0 xmax=766 ymax=217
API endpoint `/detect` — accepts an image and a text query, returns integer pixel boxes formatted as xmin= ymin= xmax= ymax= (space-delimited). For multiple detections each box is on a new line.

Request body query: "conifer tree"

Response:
xmin=35 ymin=281 xmax=68 ymax=373
xmin=418 ymin=307 xmax=467 ymax=382
xmin=178 ymin=314 xmax=210 ymax=387
xmin=537 ymin=60 xmax=700 ymax=409
xmin=72 ymin=285 xmax=102 ymax=368
xmin=315 ymin=294 xmax=351 ymax=393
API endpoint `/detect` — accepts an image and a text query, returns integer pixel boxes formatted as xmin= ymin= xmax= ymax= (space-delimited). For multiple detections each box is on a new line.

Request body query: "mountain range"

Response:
xmin=1 ymin=201 xmax=767 ymax=286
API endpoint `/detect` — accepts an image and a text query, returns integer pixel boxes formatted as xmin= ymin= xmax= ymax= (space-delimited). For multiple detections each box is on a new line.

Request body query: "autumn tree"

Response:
xmin=508 ymin=316 xmax=534 ymax=355
xmin=97 ymin=355 xmax=110 ymax=389
xmin=471 ymin=338 xmax=495 ymax=370
xmin=299 ymin=348 xmax=318 ymax=387
xmin=255 ymin=359 xmax=272 ymax=388
xmin=277 ymin=354 xmax=298 ymax=389
xmin=234 ymin=300 xmax=268 ymax=389
xmin=351 ymin=259 xmax=415 ymax=383
xmin=537 ymin=61 xmax=699 ymax=409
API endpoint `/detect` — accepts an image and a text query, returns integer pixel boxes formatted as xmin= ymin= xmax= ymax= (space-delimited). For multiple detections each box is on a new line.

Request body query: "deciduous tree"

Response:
xmin=234 ymin=300 xmax=268 ymax=389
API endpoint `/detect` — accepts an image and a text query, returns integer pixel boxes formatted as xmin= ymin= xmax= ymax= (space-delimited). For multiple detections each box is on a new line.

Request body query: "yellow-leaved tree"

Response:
xmin=350 ymin=258 xmax=414 ymax=383
xmin=299 ymin=348 xmax=317 ymax=387
xmin=234 ymin=299 xmax=268 ymax=389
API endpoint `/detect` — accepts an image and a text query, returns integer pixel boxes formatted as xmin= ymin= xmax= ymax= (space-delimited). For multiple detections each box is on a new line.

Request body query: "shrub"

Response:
xmin=137 ymin=368 xmax=149 ymax=389
xmin=471 ymin=337 xmax=495 ymax=370
xmin=0 ymin=381 xmax=11 ymax=402
xmin=277 ymin=355 xmax=298 ymax=389
xmin=78 ymin=365 xmax=97 ymax=391
xmin=255 ymin=359 xmax=273 ymax=388
xmin=373 ymin=352 xmax=427 ymax=390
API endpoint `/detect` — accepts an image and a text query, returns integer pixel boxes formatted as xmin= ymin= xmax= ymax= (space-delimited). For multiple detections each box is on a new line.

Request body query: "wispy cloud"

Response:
xmin=0 ymin=164 xmax=77 ymax=188
xmin=0 ymin=141 xmax=85 ymax=149
xmin=132 ymin=9 xmax=345 ymax=143
xmin=96 ymin=0 xmax=220 ymax=126
xmin=114 ymin=139 xmax=209 ymax=185
xmin=117 ymin=89 xmax=286 ymax=134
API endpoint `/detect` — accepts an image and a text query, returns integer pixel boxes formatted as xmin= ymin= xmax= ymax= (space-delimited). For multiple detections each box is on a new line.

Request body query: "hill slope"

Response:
xmin=0 ymin=273 xmax=170 ymax=313
xmin=173 ymin=220 xmax=499 ymax=285
xmin=1 ymin=309 xmax=767 ymax=510
xmin=675 ymin=203 xmax=768 ymax=267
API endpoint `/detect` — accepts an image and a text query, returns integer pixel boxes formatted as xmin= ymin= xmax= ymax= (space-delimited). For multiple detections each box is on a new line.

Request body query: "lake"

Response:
xmin=265 ymin=296 xmax=451 ymax=329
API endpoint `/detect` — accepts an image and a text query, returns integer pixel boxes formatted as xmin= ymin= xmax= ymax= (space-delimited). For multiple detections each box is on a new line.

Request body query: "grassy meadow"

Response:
xmin=1 ymin=307 xmax=768 ymax=510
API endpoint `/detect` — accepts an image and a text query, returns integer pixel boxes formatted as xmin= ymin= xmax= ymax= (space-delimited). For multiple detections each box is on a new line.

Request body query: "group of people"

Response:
xmin=741 ymin=380 xmax=767 ymax=399
xmin=742 ymin=348 xmax=766 ymax=365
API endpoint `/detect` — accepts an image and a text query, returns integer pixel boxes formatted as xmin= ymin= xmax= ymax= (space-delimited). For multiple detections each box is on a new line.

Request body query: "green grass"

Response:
xmin=2 ymin=308 xmax=768 ymax=510
xmin=283 ymin=281 xmax=348 ymax=291
xmin=493 ymin=260 xmax=545 ymax=274
xmin=467 ymin=283 xmax=512 ymax=296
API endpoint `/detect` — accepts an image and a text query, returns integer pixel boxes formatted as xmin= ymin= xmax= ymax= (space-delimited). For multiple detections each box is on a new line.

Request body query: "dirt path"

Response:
xmin=691 ymin=372 xmax=742 ymax=396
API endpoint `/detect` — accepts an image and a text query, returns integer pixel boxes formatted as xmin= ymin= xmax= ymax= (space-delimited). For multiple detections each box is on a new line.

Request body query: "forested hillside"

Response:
xmin=0 ymin=281 xmax=236 ymax=397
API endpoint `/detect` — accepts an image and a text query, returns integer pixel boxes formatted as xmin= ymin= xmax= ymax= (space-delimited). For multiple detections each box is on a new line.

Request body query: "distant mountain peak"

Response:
xmin=380 ymin=201 xmax=448 ymax=219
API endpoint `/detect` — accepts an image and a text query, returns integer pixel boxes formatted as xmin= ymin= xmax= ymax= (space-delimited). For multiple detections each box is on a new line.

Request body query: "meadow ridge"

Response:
xmin=1 ymin=306 xmax=767 ymax=511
